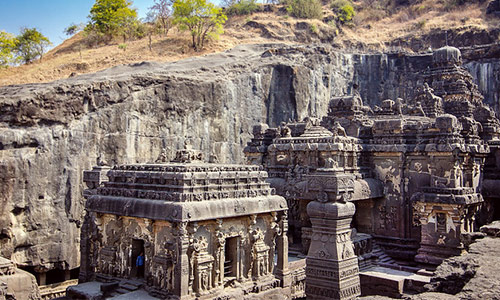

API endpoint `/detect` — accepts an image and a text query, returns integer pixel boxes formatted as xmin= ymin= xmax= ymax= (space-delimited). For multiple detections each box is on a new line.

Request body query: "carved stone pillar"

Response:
xmin=174 ymin=222 xmax=190 ymax=299
xmin=79 ymin=212 xmax=93 ymax=283
xmin=305 ymin=200 xmax=361 ymax=300
xmin=37 ymin=269 xmax=47 ymax=286
xmin=276 ymin=211 xmax=290 ymax=288
xmin=215 ymin=219 xmax=225 ymax=287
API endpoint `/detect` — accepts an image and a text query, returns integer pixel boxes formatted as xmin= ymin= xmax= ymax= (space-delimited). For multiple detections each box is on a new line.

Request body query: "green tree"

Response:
xmin=64 ymin=23 xmax=84 ymax=36
xmin=0 ymin=31 xmax=16 ymax=67
xmin=173 ymin=0 xmax=227 ymax=51
xmin=87 ymin=0 xmax=138 ymax=42
xmin=14 ymin=28 xmax=52 ymax=64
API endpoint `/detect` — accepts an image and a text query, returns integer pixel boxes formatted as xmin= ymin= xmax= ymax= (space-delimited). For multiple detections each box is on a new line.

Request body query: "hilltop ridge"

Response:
xmin=0 ymin=0 xmax=498 ymax=86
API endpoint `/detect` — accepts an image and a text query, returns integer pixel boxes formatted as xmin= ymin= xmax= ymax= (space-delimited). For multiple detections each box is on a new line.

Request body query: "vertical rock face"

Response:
xmin=0 ymin=43 xmax=499 ymax=275
xmin=351 ymin=46 xmax=500 ymax=117
xmin=465 ymin=60 xmax=500 ymax=114
xmin=0 ymin=45 xmax=356 ymax=274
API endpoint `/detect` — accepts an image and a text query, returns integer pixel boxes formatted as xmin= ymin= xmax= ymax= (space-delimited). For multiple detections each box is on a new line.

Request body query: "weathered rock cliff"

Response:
xmin=0 ymin=43 xmax=499 ymax=274
xmin=0 ymin=44 xmax=356 ymax=273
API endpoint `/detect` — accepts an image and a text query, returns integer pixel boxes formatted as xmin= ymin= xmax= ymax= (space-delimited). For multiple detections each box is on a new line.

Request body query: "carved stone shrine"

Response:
xmin=244 ymin=46 xmax=500 ymax=288
xmin=69 ymin=148 xmax=289 ymax=299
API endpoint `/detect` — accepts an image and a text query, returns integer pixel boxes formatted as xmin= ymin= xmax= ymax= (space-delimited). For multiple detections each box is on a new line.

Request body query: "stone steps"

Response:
xmin=371 ymin=243 xmax=398 ymax=266
xmin=359 ymin=266 xmax=431 ymax=298
xmin=106 ymin=280 xmax=142 ymax=299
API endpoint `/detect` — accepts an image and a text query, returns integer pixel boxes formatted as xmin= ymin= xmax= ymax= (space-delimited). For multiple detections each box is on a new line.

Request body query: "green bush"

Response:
xmin=288 ymin=0 xmax=323 ymax=19
xmin=310 ymin=23 xmax=318 ymax=33
xmin=132 ymin=21 xmax=148 ymax=39
xmin=330 ymin=0 xmax=355 ymax=24
xmin=330 ymin=0 xmax=351 ymax=11
xmin=226 ymin=0 xmax=260 ymax=15
xmin=118 ymin=43 xmax=127 ymax=51
xmin=337 ymin=4 xmax=355 ymax=24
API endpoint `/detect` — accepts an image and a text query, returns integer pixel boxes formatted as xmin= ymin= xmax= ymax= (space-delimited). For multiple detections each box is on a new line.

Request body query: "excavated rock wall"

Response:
xmin=352 ymin=44 xmax=500 ymax=114
xmin=0 ymin=43 xmax=499 ymax=273
xmin=0 ymin=45 xmax=355 ymax=272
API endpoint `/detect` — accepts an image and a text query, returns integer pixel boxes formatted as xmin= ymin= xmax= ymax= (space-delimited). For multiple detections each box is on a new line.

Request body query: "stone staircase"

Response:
xmin=107 ymin=280 xmax=142 ymax=298
xmin=358 ymin=239 xmax=433 ymax=298
xmin=372 ymin=243 xmax=399 ymax=267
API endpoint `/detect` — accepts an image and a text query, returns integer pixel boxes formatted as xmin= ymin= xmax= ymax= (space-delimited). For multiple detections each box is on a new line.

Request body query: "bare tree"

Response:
xmin=149 ymin=0 xmax=173 ymax=37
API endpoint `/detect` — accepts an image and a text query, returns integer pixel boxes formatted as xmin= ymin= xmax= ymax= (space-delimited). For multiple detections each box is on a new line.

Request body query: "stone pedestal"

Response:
xmin=305 ymin=201 xmax=361 ymax=300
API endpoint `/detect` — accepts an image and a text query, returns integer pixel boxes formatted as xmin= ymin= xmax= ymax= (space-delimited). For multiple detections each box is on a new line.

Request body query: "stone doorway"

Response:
xmin=224 ymin=237 xmax=238 ymax=280
xmin=131 ymin=239 xmax=144 ymax=278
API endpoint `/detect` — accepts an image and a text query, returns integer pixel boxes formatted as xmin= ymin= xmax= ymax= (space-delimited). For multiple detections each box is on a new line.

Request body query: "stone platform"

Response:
xmin=360 ymin=266 xmax=431 ymax=298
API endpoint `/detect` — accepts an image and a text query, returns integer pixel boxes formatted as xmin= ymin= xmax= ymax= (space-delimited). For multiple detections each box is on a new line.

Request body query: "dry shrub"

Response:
xmin=395 ymin=8 xmax=412 ymax=22
xmin=288 ymin=0 xmax=323 ymax=19
xmin=353 ymin=7 xmax=387 ymax=24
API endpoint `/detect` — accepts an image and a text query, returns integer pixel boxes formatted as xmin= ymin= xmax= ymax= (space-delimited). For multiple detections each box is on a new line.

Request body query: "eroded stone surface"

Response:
xmin=0 ymin=256 xmax=40 ymax=300
xmin=421 ymin=236 xmax=500 ymax=300
xmin=479 ymin=220 xmax=500 ymax=237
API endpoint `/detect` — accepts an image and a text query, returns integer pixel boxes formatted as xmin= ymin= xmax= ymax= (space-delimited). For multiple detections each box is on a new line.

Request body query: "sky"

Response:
xmin=0 ymin=0 xmax=163 ymax=48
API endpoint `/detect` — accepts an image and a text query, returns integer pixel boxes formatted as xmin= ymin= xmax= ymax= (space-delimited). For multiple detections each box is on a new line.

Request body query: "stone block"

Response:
xmin=480 ymin=220 xmax=500 ymax=237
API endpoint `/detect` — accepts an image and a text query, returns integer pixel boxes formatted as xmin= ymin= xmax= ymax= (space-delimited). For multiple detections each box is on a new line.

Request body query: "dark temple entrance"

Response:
xmin=224 ymin=237 xmax=238 ymax=280
xmin=131 ymin=239 xmax=144 ymax=278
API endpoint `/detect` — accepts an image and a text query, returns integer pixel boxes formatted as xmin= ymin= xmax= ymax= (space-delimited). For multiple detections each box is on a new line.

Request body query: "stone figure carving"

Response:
xmin=156 ymin=148 xmax=169 ymax=163
xmin=408 ymin=101 xmax=426 ymax=117
xmin=395 ymin=98 xmax=403 ymax=115
xmin=192 ymin=236 xmax=208 ymax=253
xmin=174 ymin=140 xmax=204 ymax=163
xmin=332 ymin=121 xmax=347 ymax=137
xmin=324 ymin=157 xmax=338 ymax=169
xmin=97 ymin=154 xmax=108 ymax=166
xmin=209 ymin=154 xmax=219 ymax=163
xmin=317 ymin=191 xmax=328 ymax=203
xmin=280 ymin=124 xmax=292 ymax=138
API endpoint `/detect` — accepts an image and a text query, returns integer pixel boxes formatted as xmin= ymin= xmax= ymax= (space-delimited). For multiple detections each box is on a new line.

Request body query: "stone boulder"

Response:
xmin=480 ymin=220 xmax=500 ymax=237
xmin=0 ymin=257 xmax=40 ymax=300
xmin=423 ymin=235 xmax=500 ymax=299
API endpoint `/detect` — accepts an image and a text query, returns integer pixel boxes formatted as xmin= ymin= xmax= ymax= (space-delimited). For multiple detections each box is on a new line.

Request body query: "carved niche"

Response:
xmin=192 ymin=236 xmax=214 ymax=295
xmin=98 ymin=246 xmax=117 ymax=276
xmin=251 ymin=228 xmax=270 ymax=279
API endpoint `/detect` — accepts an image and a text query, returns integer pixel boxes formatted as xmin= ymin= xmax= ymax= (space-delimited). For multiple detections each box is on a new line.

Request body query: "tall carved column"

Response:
xmin=79 ymin=212 xmax=99 ymax=283
xmin=305 ymin=199 xmax=361 ymax=300
xmin=276 ymin=211 xmax=290 ymax=288
xmin=215 ymin=219 xmax=225 ymax=287
xmin=174 ymin=222 xmax=190 ymax=299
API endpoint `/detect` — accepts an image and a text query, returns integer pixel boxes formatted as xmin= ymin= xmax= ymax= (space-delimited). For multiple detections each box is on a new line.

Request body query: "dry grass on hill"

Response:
xmin=340 ymin=0 xmax=499 ymax=49
xmin=0 ymin=1 xmax=498 ymax=87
